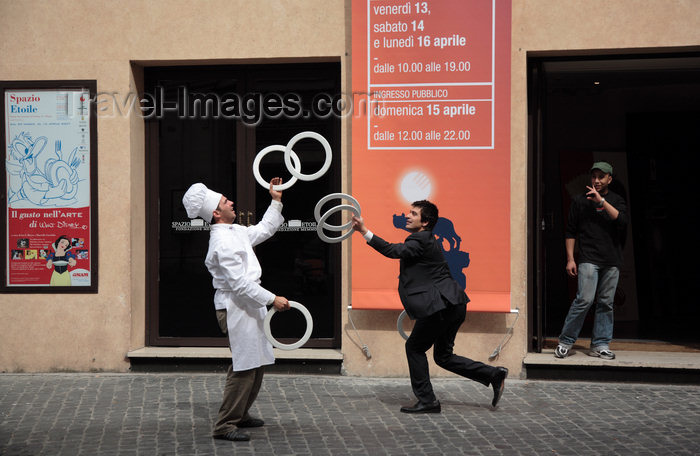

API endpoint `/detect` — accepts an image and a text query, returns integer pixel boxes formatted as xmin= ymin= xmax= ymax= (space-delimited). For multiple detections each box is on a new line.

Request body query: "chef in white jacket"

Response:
xmin=182 ymin=178 xmax=290 ymax=442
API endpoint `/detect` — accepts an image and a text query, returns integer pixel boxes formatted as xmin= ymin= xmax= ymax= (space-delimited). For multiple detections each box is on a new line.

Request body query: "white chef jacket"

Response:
xmin=204 ymin=200 xmax=284 ymax=371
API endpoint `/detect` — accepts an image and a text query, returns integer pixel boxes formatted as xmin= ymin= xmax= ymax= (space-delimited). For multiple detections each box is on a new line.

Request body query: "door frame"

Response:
xmin=144 ymin=62 xmax=342 ymax=347
xmin=527 ymin=60 xmax=546 ymax=353
xmin=528 ymin=50 xmax=700 ymax=351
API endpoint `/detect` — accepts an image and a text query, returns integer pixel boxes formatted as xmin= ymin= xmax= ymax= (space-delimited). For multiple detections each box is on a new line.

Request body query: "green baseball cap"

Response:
xmin=590 ymin=161 xmax=613 ymax=175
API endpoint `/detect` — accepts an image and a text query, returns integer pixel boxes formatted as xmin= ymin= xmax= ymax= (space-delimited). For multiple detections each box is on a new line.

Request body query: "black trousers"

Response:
xmin=406 ymin=303 xmax=497 ymax=403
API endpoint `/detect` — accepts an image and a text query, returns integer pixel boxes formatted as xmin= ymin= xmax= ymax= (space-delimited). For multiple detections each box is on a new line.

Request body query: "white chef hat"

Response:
xmin=182 ymin=183 xmax=222 ymax=223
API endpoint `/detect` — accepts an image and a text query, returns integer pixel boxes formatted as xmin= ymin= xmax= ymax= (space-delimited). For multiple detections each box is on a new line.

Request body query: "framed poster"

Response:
xmin=1 ymin=81 xmax=98 ymax=292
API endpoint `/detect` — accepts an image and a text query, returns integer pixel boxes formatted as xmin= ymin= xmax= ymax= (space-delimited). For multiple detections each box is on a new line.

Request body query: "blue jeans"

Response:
xmin=559 ymin=263 xmax=619 ymax=348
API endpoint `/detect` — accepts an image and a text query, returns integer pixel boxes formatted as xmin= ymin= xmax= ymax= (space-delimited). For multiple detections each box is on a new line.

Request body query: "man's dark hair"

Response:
xmin=412 ymin=200 xmax=439 ymax=231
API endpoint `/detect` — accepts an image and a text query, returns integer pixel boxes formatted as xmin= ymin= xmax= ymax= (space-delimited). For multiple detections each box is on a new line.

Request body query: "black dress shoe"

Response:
xmin=237 ymin=417 xmax=264 ymax=428
xmin=491 ymin=367 xmax=508 ymax=407
xmin=400 ymin=400 xmax=441 ymax=414
xmin=213 ymin=429 xmax=251 ymax=441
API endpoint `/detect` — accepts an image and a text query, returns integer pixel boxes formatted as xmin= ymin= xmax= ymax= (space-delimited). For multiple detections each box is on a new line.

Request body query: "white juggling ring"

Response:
xmin=264 ymin=301 xmax=313 ymax=351
xmin=314 ymin=193 xmax=362 ymax=231
xmin=397 ymin=310 xmax=410 ymax=340
xmin=316 ymin=204 xmax=360 ymax=243
xmin=253 ymin=145 xmax=302 ymax=191
xmin=284 ymin=131 xmax=332 ymax=182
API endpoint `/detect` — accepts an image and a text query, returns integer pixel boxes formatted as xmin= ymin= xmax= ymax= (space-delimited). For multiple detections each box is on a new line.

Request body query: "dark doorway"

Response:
xmin=626 ymin=112 xmax=700 ymax=341
xmin=145 ymin=62 xmax=342 ymax=347
xmin=529 ymin=53 xmax=700 ymax=351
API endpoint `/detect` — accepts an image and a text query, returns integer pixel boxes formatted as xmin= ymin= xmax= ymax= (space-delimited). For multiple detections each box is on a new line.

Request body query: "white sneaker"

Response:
xmin=554 ymin=344 xmax=570 ymax=358
xmin=588 ymin=347 xmax=615 ymax=360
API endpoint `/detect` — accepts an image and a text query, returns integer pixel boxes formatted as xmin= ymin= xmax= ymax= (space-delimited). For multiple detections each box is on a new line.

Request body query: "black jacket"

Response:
xmin=368 ymin=230 xmax=468 ymax=319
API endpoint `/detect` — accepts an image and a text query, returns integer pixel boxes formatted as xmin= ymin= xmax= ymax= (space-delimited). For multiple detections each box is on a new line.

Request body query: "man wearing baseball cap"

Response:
xmin=182 ymin=178 xmax=290 ymax=442
xmin=555 ymin=161 xmax=628 ymax=360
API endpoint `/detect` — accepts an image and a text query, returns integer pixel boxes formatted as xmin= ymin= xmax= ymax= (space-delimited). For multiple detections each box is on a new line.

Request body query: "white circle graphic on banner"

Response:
xmin=264 ymin=301 xmax=313 ymax=351
xmin=400 ymin=170 xmax=432 ymax=203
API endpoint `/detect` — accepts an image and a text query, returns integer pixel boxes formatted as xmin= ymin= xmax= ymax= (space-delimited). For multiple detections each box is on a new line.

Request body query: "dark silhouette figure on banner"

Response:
xmin=393 ymin=213 xmax=470 ymax=289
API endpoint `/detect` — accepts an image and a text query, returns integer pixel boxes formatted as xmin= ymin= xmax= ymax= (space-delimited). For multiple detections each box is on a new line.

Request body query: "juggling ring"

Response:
xmin=253 ymin=145 xmax=302 ymax=191
xmin=397 ymin=310 xmax=411 ymax=341
xmin=314 ymin=193 xmax=361 ymax=231
xmin=284 ymin=131 xmax=332 ymax=182
xmin=264 ymin=301 xmax=313 ymax=350
xmin=317 ymin=204 xmax=360 ymax=243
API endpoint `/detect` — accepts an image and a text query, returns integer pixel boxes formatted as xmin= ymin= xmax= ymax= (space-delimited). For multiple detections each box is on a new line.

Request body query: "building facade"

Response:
xmin=2 ymin=0 xmax=700 ymax=376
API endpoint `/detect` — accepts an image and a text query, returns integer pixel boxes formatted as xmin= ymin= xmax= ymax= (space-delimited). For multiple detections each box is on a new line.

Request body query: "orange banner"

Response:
xmin=351 ymin=0 xmax=511 ymax=312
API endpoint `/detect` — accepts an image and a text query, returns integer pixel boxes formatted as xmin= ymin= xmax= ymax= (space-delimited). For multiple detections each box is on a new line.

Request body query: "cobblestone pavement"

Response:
xmin=1 ymin=373 xmax=699 ymax=455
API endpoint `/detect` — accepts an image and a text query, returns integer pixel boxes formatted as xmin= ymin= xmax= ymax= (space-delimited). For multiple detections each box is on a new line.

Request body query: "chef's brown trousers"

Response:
xmin=212 ymin=309 xmax=265 ymax=437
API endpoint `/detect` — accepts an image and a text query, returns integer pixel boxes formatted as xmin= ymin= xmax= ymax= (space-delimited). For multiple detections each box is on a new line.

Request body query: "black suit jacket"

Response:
xmin=368 ymin=230 xmax=469 ymax=319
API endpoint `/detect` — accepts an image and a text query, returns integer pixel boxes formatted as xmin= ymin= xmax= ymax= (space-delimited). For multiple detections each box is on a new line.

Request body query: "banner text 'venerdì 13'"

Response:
xmin=351 ymin=0 xmax=511 ymax=312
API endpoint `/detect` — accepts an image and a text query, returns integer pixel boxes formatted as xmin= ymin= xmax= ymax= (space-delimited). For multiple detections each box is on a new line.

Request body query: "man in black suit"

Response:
xmin=352 ymin=200 xmax=508 ymax=413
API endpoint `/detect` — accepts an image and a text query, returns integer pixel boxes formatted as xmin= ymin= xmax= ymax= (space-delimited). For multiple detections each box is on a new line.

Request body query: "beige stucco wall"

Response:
xmin=0 ymin=0 xmax=348 ymax=372
xmin=2 ymin=0 xmax=700 ymax=374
